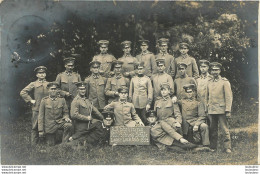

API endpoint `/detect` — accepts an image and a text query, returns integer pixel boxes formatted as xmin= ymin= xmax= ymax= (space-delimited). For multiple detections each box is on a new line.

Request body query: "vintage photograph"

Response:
xmin=0 ymin=0 xmax=258 ymax=165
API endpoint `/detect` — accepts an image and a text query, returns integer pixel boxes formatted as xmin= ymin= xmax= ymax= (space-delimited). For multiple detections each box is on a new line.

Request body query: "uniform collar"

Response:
xmin=92 ymin=74 xmax=99 ymax=79
xmin=65 ymin=71 xmax=72 ymax=76
xmin=213 ymin=75 xmax=221 ymax=82
xmin=100 ymin=53 xmax=108 ymax=56
xmin=141 ymin=51 xmax=148 ymax=55
xmin=38 ymin=79 xmax=46 ymax=83
xmin=49 ymin=96 xmax=57 ymax=101
xmin=160 ymin=51 xmax=168 ymax=56
xmin=119 ymin=99 xmax=127 ymax=104
xmin=179 ymin=73 xmax=187 ymax=78
xmin=78 ymin=95 xmax=86 ymax=100
xmin=162 ymin=96 xmax=170 ymax=101
xmin=181 ymin=54 xmax=188 ymax=59
xmin=115 ymin=74 xmax=122 ymax=79
xmin=200 ymin=73 xmax=209 ymax=79
xmin=124 ymin=53 xmax=131 ymax=57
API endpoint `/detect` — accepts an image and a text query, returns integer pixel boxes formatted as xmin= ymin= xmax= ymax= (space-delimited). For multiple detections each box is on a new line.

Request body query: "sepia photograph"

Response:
xmin=0 ymin=0 xmax=258 ymax=167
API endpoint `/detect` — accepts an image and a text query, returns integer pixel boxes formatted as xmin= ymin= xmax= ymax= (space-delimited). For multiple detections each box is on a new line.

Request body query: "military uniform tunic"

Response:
xmin=70 ymin=95 xmax=105 ymax=143
xmin=118 ymin=55 xmax=138 ymax=78
xmin=174 ymin=74 xmax=197 ymax=100
xmin=151 ymin=97 xmax=183 ymax=146
xmin=151 ymin=72 xmax=174 ymax=101
xmin=84 ymin=74 xmax=107 ymax=109
xmin=196 ymin=73 xmax=212 ymax=104
xmin=56 ymin=71 xmax=81 ymax=108
xmin=175 ymin=55 xmax=199 ymax=78
xmin=105 ymin=74 xmax=130 ymax=103
xmin=155 ymin=53 xmax=175 ymax=77
xmin=136 ymin=51 xmax=157 ymax=77
xmin=20 ymin=79 xmax=49 ymax=144
xmin=105 ymin=101 xmax=142 ymax=127
xmin=92 ymin=54 xmax=116 ymax=78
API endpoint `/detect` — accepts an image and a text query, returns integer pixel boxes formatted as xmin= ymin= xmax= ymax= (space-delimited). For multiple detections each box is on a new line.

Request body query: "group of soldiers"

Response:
xmin=20 ymin=38 xmax=233 ymax=153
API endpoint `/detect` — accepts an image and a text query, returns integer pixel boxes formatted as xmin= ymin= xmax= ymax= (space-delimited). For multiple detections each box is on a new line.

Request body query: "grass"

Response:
xmin=1 ymin=100 xmax=258 ymax=165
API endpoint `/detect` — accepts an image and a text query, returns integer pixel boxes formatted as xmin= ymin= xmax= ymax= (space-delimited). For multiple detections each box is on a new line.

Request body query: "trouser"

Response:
xmin=136 ymin=108 xmax=147 ymax=125
xmin=46 ymin=122 xmax=73 ymax=146
xmin=184 ymin=123 xmax=210 ymax=146
xmin=160 ymin=119 xmax=183 ymax=140
xmin=31 ymin=111 xmax=39 ymax=145
xmin=208 ymin=114 xmax=231 ymax=150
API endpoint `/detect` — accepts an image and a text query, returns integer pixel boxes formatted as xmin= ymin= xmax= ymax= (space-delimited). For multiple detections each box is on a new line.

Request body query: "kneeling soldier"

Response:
xmin=104 ymin=86 xmax=144 ymax=127
xmin=150 ymin=82 xmax=197 ymax=152
xmin=178 ymin=84 xmax=210 ymax=148
xmin=69 ymin=82 xmax=107 ymax=147
xmin=38 ymin=82 xmax=73 ymax=146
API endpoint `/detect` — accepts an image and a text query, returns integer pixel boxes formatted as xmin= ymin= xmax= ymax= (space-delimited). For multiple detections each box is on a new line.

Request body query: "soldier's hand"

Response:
xmin=171 ymin=96 xmax=177 ymax=104
xmin=109 ymin=71 xmax=115 ymax=77
xmin=138 ymin=121 xmax=145 ymax=126
xmin=65 ymin=92 xmax=71 ymax=97
xmin=124 ymin=72 xmax=130 ymax=77
xmin=30 ymin=100 xmax=36 ymax=105
xmin=39 ymin=132 xmax=45 ymax=138
xmin=174 ymin=122 xmax=181 ymax=128
xmin=180 ymin=138 xmax=189 ymax=144
xmin=114 ymin=92 xmax=119 ymax=97
xmin=86 ymin=115 xmax=92 ymax=121
xmin=99 ymin=70 xmax=105 ymax=75
xmin=69 ymin=137 xmax=73 ymax=142
xmin=146 ymin=104 xmax=151 ymax=111
xmin=65 ymin=118 xmax=72 ymax=123
xmin=226 ymin=112 xmax=231 ymax=120
xmin=193 ymin=125 xmax=199 ymax=132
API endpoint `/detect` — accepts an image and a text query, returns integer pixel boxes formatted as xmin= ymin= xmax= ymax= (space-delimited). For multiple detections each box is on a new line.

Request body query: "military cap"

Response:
xmin=158 ymin=38 xmax=169 ymax=45
xmin=177 ymin=62 xmax=188 ymax=69
xmin=183 ymin=84 xmax=195 ymax=93
xmin=147 ymin=110 xmax=157 ymax=118
xmin=98 ymin=40 xmax=109 ymax=47
xmin=63 ymin=57 xmax=75 ymax=65
xmin=113 ymin=60 xmax=124 ymax=68
xmin=139 ymin=39 xmax=149 ymax=46
xmin=34 ymin=66 xmax=47 ymax=73
xmin=199 ymin=59 xmax=210 ymax=66
xmin=134 ymin=61 xmax=145 ymax=69
xmin=75 ymin=82 xmax=86 ymax=89
xmin=179 ymin=42 xmax=189 ymax=49
xmin=210 ymin=62 xmax=222 ymax=70
xmin=155 ymin=58 xmax=165 ymax=65
xmin=47 ymin=82 xmax=59 ymax=89
xmin=121 ymin=41 xmax=132 ymax=48
xmin=102 ymin=110 xmax=114 ymax=115
xmin=118 ymin=86 xmax=129 ymax=93
xmin=89 ymin=60 xmax=101 ymax=68
xmin=160 ymin=82 xmax=171 ymax=90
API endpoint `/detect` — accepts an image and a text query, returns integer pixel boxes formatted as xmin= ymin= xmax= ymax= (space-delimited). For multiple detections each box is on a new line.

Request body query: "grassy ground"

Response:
xmin=1 ymin=100 xmax=258 ymax=165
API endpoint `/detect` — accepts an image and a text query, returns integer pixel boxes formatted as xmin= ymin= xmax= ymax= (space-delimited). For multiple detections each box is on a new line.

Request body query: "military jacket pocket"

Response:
xmin=61 ymin=77 xmax=68 ymax=83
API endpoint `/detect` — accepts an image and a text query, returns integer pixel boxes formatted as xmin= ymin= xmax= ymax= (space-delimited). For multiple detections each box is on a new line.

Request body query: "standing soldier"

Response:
xmin=155 ymin=38 xmax=175 ymax=78
xmin=104 ymin=86 xmax=144 ymax=127
xmin=174 ymin=42 xmax=199 ymax=79
xmin=69 ymin=82 xmax=107 ymax=147
xmin=178 ymin=84 xmax=210 ymax=148
xmin=105 ymin=60 xmax=130 ymax=103
xmin=135 ymin=39 xmax=157 ymax=77
xmin=129 ymin=61 xmax=153 ymax=125
xmin=196 ymin=60 xmax=212 ymax=105
xmin=38 ymin=82 xmax=73 ymax=146
xmin=20 ymin=66 xmax=49 ymax=145
xmin=92 ymin=40 xmax=116 ymax=78
xmin=206 ymin=62 xmax=233 ymax=153
xmin=56 ymin=57 xmax=81 ymax=110
xmin=151 ymin=58 xmax=174 ymax=102
xmin=84 ymin=60 xmax=107 ymax=110
xmin=118 ymin=41 xmax=138 ymax=78
xmin=173 ymin=62 xmax=197 ymax=100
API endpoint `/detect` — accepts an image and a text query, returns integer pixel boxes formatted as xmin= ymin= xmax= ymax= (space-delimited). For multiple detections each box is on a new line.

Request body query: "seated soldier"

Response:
xmin=104 ymin=86 xmax=144 ymax=127
xmin=38 ymin=82 xmax=73 ymax=146
xmin=68 ymin=82 xmax=108 ymax=148
xmin=150 ymin=82 xmax=197 ymax=152
xmin=177 ymin=84 xmax=211 ymax=150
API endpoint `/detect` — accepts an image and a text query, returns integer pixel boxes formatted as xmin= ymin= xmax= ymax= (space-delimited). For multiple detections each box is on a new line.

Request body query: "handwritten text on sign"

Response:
xmin=110 ymin=126 xmax=150 ymax=145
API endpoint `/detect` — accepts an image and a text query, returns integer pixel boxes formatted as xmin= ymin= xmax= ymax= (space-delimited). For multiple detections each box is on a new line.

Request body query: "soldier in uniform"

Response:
xmin=20 ymin=66 xmax=49 ymax=145
xmin=174 ymin=42 xmax=199 ymax=79
xmin=38 ymin=82 xmax=73 ymax=146
xmin=177 ymin=84 xmax=210 ymax=148
xmin=56 ymin=57 xmax=81 ymax=110
xmin=155 ymin=38 xmax=175 ymax=78
xmin=105 ymin=60 xmax=130 ymax=103
xmin=84 ymin=60 xmax=107 ymax=110
xmin=104 ymin=86 xmax=144 ymax=127
xmin=118 ymin=41 xmax=138 ymax=78
xmin=151 ymin=58 xmax=174 ymax=102
xmin=129 ymin=61 xmax=153 ymax=125
xmin=68 ymin=82 xmax=107 ymax=147
xmin=135 ymin=39 xmax=157 ymax=77
xmin=92 ymin=40 xmax=116 ymax=78
xmin=196 ymin=60 xmax=212 ymax=105
xmin=173 ymin=62 xmax=197 ymax=100
xmin=206 ymin=62 xmax=233 ymax=153
xmin=150 ymin=82 xmax=197 ymax=152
